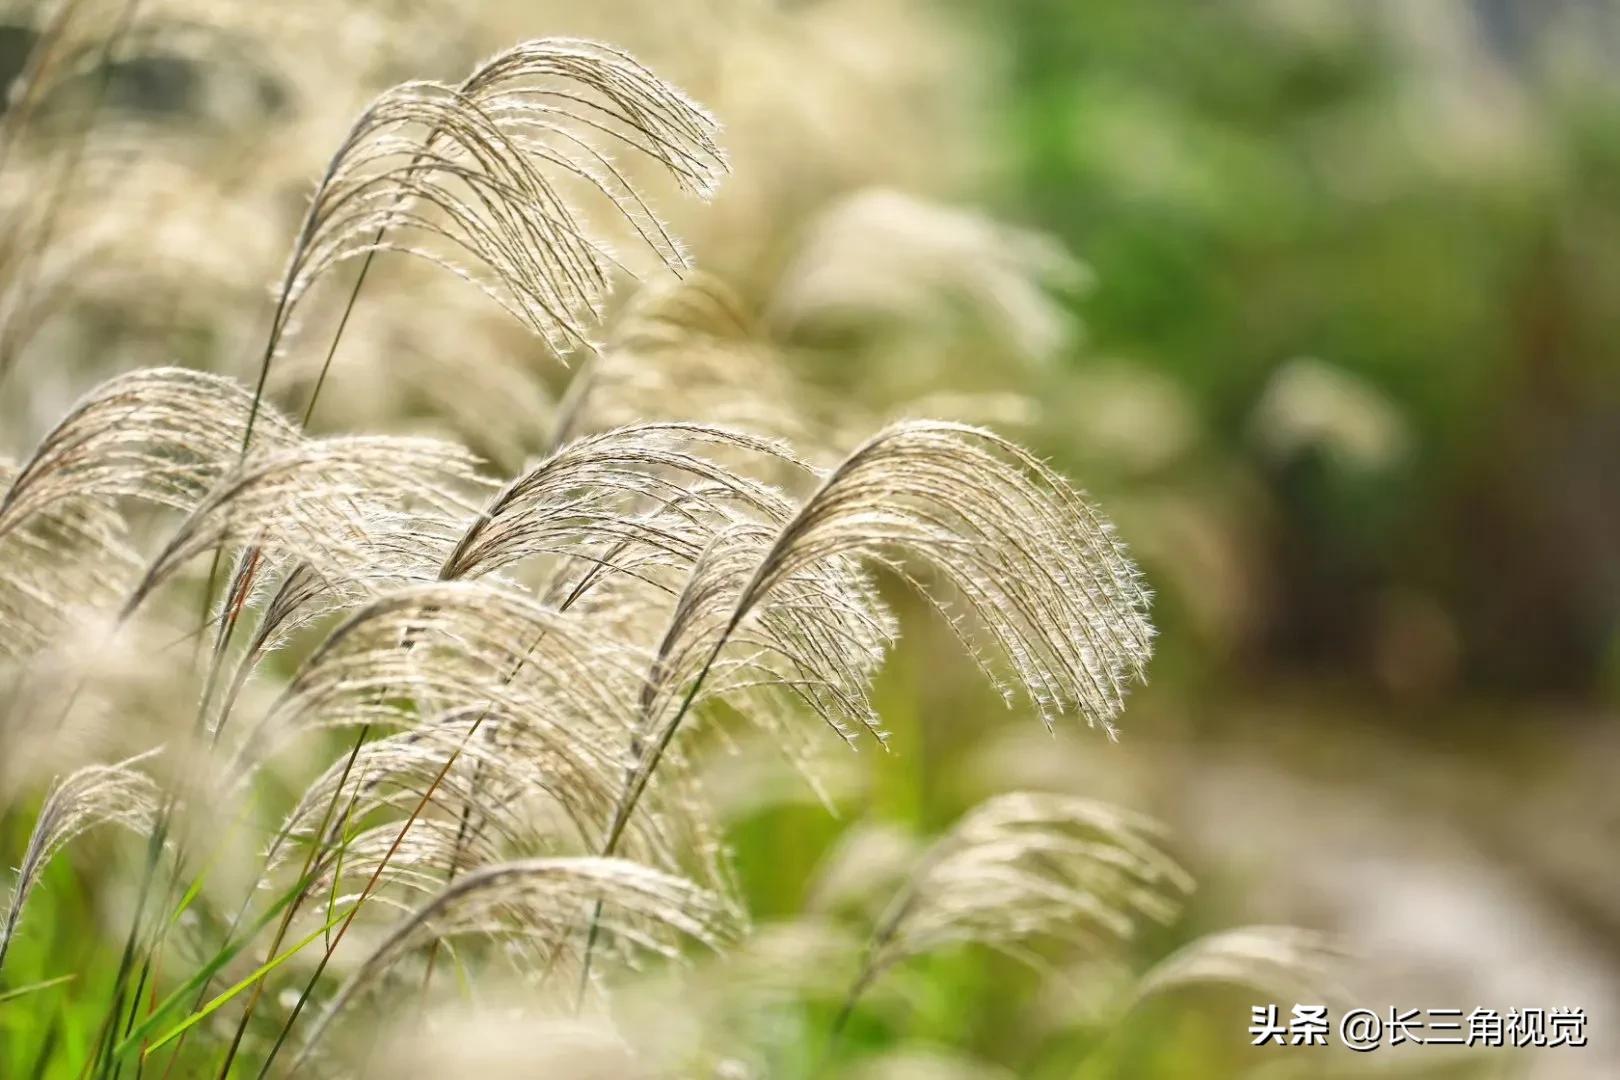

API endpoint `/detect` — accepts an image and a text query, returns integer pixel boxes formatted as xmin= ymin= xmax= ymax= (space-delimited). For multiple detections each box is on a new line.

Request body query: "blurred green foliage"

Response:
xmin=979 ymin=0 xmax=1620 ymax=699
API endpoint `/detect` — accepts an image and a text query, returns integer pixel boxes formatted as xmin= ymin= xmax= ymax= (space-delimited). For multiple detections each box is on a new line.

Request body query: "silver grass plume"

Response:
xmin=123 ymin=434 xmax=485 ymax=615
xmin=0 ymin=750 xmax=161 ymax=973
xmin=306 ymin=817 xmax=509 ymax=917
xmin=607 ymin=420 xmax=1151 ymax=862
xmin=269 ymin=720 xmax=551 ymax=879
xmin=1130 ymin=925 xmax=1348 ymax=1009
xmin=0 ymin=369 xmax=299 ymax=655
xmin=204 ymin=556 xmax=401 ymax=737
xmin=722 ymin=420 xmax=1151 ymax=732
xmin=252 ymin=582 xmax=650 ymax=858
xmin=439 ymin=423 xmax=901 ymax=852
xmin=644 ymin=519 xmax=896 ymax=750
xmin=203 ymin=504 xmax=498 ymax=739
xmin=553 ymin=275 xmax=839 ymax=459
xmin=249 ymin=580 xmax=737 ymax=998
xmin=828 ymin=793 xmax=1191 ymax=1029
xmin=439 ymin=422 xmax=898 ymax=760
xmin=258 ymin=704 xmax=673 ymax=906
xmin=267 ymin=37 xmax=725 ymax=366
xmin=290 ymin=857 xmax=736 ymax=1068
xmin=771 ymin=188 xmax=1088 ymax=365
xmin=0 ymin=458 xmax=136 ymax=659
xmin=439 ymin=423 xmax=811 ymax=585
xmin=0 ymin=368 xmax=299 ymax=537
xmin=457 ymin=39 xmax=726 ymax=201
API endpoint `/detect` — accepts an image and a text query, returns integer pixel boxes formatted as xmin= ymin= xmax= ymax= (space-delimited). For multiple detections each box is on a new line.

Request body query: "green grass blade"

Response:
xmin=141 ymin=905 xmax=352 ymax=1057
xmin=110 ymin=861 xmax=334 ymax=1061
xmin=0 ymin=973 xmax=76 ymax=1005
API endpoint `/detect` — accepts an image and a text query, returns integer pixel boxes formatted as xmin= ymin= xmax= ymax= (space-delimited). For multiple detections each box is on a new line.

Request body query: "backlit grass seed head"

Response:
xmin=1130 ymin=925 xmax=1349 ymax=1009
xmin=772 ymin=187 xmax=1088 ymax=365
xmin=268 ymin=581 xmax=645 ymax=740
xmin=557 ymin=275 xmax=838 ymax=459
xmin=0 ymin=459 xmax=138 ymax=660
xmin=600 ymin=418 xmax=1151 ymax=870
xmin=439 ymin=422 xmax=811 ymax=585
xmin=270 ymin=722 xmax=551 ymax=870
xmin=0 ymin=750 xmax=161 ymax=973
xmin=292 ymin=856 xmax=736 ymax=1067
xmin=0 ymin=369 xmax=308 ymax=654
xmin=246 ymin=583 xmax=651 ymax=851
xmin=647 ymin=519 xmax=895 ymax=748
xmin=862 ymin=793 xmax=1192 ymax=976
xmin=0 ymin=368 xmax=299 ymax=537
xmin=271 ymin=37 xmax=725 ymax=364
xmin=681 ymin=420 xmax=1152 ymax=737
xmin=125 ymin=434 xmax=486 ymax=615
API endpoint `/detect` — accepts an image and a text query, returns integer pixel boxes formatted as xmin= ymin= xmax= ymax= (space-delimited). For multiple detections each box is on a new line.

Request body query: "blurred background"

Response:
xmin=1 ymin=1 xmax=1617 ymax=1076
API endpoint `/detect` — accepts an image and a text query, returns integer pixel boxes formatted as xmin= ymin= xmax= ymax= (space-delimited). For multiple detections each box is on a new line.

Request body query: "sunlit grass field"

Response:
xmin=2 ymin=3 xmax=1617 ymax=1078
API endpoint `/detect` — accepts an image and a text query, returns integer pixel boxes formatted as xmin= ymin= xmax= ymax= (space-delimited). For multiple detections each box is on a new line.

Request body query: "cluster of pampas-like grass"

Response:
xmin=0 ymin=8 xmax=1337 ymax=1077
